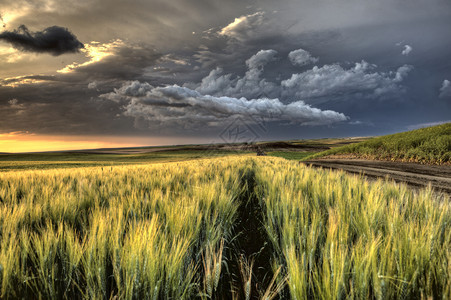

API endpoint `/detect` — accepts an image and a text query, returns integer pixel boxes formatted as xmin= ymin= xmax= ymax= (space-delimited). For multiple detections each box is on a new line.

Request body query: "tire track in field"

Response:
xmin=217 ymin=167 xmax=287 ymax=300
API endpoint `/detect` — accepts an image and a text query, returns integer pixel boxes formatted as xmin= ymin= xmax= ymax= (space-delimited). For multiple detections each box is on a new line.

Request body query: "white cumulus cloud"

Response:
xmin=197 ymin=50 xmax=412 ymax=103
xmin=394 ymin=65 xmax=414 ymax=82
xmin=196 ymin=49 xmax=279 ymax=99
xmin=288 ymin=48 xmax=318 ymax=66
xmin=281 ymin=61 xmax=413 ymax=100
xmin=439 ymin=79 xmax=451 ymax=98
xmin=401 ymin=45 xmax=413 ymax=55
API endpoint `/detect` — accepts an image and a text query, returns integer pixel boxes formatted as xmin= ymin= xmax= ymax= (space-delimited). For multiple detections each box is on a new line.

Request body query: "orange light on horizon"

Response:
xmin=0 ymin=132 xmax=203 ymax=153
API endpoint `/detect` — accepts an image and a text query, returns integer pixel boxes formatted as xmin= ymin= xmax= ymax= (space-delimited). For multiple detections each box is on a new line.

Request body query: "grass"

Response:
xmin=267 ymin=151 xmax=314 ymax=161
xmin=0 ymin=156 xmax=449 ymax=299
xmin=290 ymin=137 xmax=370 ymax=147
xmin=310 ymin=123 xmax=451 ymax=164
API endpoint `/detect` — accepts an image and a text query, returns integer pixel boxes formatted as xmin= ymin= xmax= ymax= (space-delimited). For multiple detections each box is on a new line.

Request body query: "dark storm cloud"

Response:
xmin=0 ymin=36 xmax=169 ymax=135
xmin=1 ymin=0 xmax=451 ymax=139
xmin=0 ymin=82 xmax=134 ymax=135
xmin=0 ymin=39 xmax=165 ymax=135
xmin=70 ymin=46 xmax=162 ymax=81
xmin=0 ymin=25 xmax=83 ymax=55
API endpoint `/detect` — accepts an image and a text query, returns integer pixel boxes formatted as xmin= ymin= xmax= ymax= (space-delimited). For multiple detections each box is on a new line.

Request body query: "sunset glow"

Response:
xmin=0 ymin=132 xmax=204 ymax=153
xmin=57 ymin=39 xmax=124 ymax=73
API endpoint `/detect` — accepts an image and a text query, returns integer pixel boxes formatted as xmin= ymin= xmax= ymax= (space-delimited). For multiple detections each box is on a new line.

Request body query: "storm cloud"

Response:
xmin=195 ymin=49 xmax=413 ymax=104
xmin=0 ymin=25 xmax=83 ymax=56
xmin=101 ymin=81 xmax=348 ymax=129
xmin=1 ymin=0 xmax=450 ymax=140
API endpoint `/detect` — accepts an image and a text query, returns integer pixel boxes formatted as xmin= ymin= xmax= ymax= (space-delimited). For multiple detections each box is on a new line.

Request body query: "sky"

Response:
xmin=1 ymin=0 xmax=451 ymax=152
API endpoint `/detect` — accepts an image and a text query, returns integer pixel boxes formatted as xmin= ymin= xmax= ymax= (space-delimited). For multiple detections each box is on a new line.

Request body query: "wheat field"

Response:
xmin=0 ymin=157 xmax=449 ymax=299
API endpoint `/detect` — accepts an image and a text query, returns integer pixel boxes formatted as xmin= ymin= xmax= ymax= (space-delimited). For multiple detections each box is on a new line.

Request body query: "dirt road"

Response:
xmin=302 ymin=159 xmax=451 ymax=195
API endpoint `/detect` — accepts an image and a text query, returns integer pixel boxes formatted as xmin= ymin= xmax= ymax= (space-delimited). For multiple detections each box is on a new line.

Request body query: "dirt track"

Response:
xmin=302 ymin=159 xmax=451 ymax=195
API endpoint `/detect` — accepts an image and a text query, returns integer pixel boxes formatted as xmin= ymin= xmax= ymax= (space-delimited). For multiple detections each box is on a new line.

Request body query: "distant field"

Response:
xmin=311 ymin=123 xmax=451 ymax=164
xmin=290 ymin=137 xmax=370 ymax=147
xmin=266 ymin=151 xmax=314 ymax=160
xmin=264 ymin=138 xmax=369 ymax=161
xmin=0 ymin=138 xmax=366 ymax=171
xmin=0 ymin=150 xmax=250 ymax=171
xmin=0 ymin=157 xmax=449 ymax=299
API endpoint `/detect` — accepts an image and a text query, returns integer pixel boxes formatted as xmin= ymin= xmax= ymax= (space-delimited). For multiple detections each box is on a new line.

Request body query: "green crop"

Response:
xmin=311 ymin=123 xmax=451 ymax=164
xmin=0 ymin=156 xmax=448 ymax=299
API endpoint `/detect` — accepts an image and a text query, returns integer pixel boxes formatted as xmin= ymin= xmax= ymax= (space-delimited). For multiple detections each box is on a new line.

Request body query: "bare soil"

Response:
xmin=302 ymin=158 xmax=451 ymax=195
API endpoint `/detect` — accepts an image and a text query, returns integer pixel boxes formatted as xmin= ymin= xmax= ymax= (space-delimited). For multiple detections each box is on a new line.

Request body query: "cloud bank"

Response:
xmin=98 ymin=48 xmax=418 ymax=132
xmin=282 ymin=61 xmax=413 ymax=100
xmin=101 ymin=81 xmax=348 ymax=129
xmin=196 ymin=52 xmax=413 ymax=103
xmin=0 ymin=25 xmax=83 ymax=56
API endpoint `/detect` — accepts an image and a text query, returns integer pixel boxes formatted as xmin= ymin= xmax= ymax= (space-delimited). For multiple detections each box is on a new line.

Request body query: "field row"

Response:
xmin=0 ymin=157 xmax=449 ymax=299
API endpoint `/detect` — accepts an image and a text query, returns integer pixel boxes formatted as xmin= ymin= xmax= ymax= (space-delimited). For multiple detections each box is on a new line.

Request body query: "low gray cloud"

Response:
xmin=246 ymin=49 xmax=278 ymax=69
xmin=401 ymin=45 xmax=413 ymax=55
xmin=288 ymin=48 xmax=318 ymax=66
xmin=281 ymin=61 xmax=413 ymax=101
xmin=8 ymin=98 xmax=19 ymax=106
xmin=0 ymin=25 xmax=84 ymax=56
xmin=101 ymin=81 xmax=348 ymax=129
xmin=87 ymin=81 xmax=98 ymax=90
xmin=439 ymin=79 xmax=451 ymax=98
